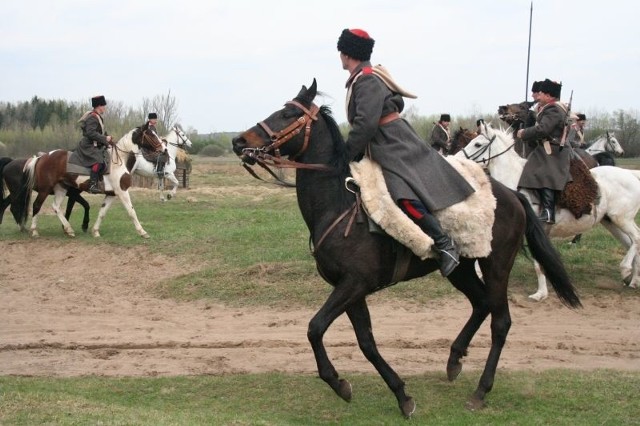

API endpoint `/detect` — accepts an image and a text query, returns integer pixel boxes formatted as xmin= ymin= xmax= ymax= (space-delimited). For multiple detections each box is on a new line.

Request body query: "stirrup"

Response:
xmin=537 ymin=209 xmax=555 ymax=224
xmin=438 ymin=247 xmax=460 ymax=277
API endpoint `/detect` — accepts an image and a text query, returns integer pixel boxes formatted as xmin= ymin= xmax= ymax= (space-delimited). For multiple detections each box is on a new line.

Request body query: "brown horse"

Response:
xmin=449 ymin=127 xmax=478 ymax=156
xmin=232 ymin=80 xmax=581 ymax=417
xmin=9 ymin=131 xmax=149 ymax=238
xmin=0 ymin=157 xmax=91 ymax=233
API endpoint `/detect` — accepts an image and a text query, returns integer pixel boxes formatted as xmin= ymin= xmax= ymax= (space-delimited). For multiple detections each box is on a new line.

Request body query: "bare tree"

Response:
xmin=141 ymin=90 xmax=179 ymax=133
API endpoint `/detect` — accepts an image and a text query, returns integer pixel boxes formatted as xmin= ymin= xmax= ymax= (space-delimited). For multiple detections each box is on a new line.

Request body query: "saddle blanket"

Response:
xmin=67 ymin=151 xmax=110 ymax=175
xmin=349 ymin=157 xmax=496 ymax=260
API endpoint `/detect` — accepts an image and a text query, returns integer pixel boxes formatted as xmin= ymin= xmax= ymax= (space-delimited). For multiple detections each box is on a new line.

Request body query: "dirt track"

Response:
xmin=1 ymin=239 xmax=639 ymax=377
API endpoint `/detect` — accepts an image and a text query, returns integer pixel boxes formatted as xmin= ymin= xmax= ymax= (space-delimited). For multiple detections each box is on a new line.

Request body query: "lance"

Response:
xmin=525 ymin=1 xmax=533 ymax=101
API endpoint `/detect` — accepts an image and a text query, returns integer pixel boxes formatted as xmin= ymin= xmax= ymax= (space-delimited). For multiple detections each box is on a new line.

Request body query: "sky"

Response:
xmin=1 ymin=0 xmax=638 ymax=133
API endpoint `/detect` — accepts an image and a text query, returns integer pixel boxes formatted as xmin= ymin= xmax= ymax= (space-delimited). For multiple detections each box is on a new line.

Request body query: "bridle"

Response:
xmin=460 ymin=133 xmax=514 ymax=167
xmin=165 ymin=126 xmax=190 ymax=149
xmin=241 ymin=100 xmax=333 ymax=186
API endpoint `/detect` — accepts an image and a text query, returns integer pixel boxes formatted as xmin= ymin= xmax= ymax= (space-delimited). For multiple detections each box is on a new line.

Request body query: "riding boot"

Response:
xmin=537 ymin=188 xmax=556 ymax=224
xmin=415 ymin=213 xmax=460 ymax=277
xmin=156 ymin=150 xmax=167 ymax=177
xmin=88 ymin=170 xmax=101 ymax=194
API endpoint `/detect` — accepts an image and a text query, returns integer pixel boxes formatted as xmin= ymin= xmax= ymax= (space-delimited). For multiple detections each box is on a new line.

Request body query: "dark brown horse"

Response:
xmin=232 ymin=80 xmax=581 ymax=417
xmin=449 ymin=127 xmax=478 ymax=156
xmin=1 ymin=157 xmax=91 ymax=232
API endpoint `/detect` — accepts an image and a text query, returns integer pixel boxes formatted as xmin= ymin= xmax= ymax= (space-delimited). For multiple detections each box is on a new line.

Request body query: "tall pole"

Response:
xmin=525 ymin=1 xmax=533 ymax=101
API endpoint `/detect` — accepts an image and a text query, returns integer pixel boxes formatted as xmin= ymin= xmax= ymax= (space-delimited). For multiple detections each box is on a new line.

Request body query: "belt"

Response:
xmin=379 ymin=112 xmax=400 ymax=126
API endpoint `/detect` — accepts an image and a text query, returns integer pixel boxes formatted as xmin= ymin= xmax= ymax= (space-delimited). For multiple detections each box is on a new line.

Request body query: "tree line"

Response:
xmin=0 ymin=96 xmax=638 ymax=157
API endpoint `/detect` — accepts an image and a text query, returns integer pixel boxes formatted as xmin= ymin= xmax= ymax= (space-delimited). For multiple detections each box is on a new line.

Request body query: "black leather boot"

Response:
xmin=88 ymin=170 xmax=101 ymax=194
xmin=537 ymin=188 xmax=556 ymax=224
xmin=416 ymin=213 xmax=460 ymax=277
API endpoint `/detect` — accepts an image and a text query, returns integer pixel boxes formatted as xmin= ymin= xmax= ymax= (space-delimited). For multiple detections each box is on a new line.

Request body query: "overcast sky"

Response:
xmin=2 ymin=0 xmax=638 ymax=133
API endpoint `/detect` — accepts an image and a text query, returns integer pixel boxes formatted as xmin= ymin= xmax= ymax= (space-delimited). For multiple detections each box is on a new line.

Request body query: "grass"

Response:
xmin=1 ymin=155 xmax=640 ymax=424
xmin=1 ymin=370 xmax=639 ymax=425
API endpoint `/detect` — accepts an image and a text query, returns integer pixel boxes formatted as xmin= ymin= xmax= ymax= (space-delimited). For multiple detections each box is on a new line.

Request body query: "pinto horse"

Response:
xmin=1 ymin=157 xmax=91 ymax=233
xmin=232 ymin=80 xmax=580 ymax=417
xmin=457 ymin=124 xmax=640 ymax=300
xmin=13 ymin=130 xmax=149 ymax=238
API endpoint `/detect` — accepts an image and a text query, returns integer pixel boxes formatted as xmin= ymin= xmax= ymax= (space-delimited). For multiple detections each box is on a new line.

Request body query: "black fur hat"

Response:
xmin=577 ymin=113 xmax=587 ymax=121
xmin=91 ymin=95 xmax=107 ymax=108
xmin=440 ymin=114 xmax=451 ymax=122
xmin=337 ymin=29 xmax=375 ymax=61
xmin=148 ymin=112 xmax=158 ymax=120
xmin=531 ymin=81 xmax=542 ymax=93
xmin=540 ymin=79 xmax=562 ymax=99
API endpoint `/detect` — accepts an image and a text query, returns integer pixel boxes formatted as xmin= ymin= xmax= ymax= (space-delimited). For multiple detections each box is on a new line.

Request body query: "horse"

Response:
xmin=126 ymin=125 xmax=192 ymax=201
xmin=497 ymin=101 xmax=618 ymax=167
xmin=0 ymin=156 xmax=91 ymax=233
xmin=449 ymin=127 xmax=478 ymax=156
xmin=231 ymin=79 xmax=580 ymax=417
xmin=11 ymin=130 xmax=150 ymax=238
xmin=456 ymin=124 xmax=640 ymax=301
xmin=585 ymin=131 xmax=623 ymax=166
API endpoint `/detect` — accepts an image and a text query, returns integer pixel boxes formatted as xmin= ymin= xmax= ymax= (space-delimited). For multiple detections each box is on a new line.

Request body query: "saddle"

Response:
xmin=66 ymin=150 xmax=111 ymax=175
xmin=349 ymin=157 xmax=495 ymax=260
xmin=557 ymin=155 xmax=599 ymax=219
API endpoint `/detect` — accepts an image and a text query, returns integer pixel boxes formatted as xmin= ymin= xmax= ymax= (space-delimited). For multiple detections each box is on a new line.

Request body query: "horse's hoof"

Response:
xmin=30 ymin=231 xmax=39 ymax=238
xmin=401 ymin=397 xmax=416 ymax=418
xmin=528 ymin=292 xmax=547 ymax=302
xmin=447 ymin=362 xmax=462 ymax=381
xmin=337 ymin=379 xmax=352 ymax=402
xmin=141 ymin=232 xmax=151 ymax=239
xmin=465 ymin=396 xmax=486 ymax=411
xmin=92 ymin=231 xmax=101 ymax=238
xmin=622 ymin=274 xmax=633 ymax=286
xmin=167 ymin=193 xmax=172 ymax=200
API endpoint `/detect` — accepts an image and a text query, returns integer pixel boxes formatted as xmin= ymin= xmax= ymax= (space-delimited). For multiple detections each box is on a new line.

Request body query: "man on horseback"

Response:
xmin=568 ymin=113 xmax=587 ymax=149
xmin=430 ymin=114 xmax=451 ymax=155
xmin=516 ymin=79 xmax=571 ymax=224
xmin=337 ymin=28 xmax=475 ymax=277
xmin=140 ymin=112 xmax=169 ymax=176
xmin=76 ymin=95 xmax=113 ymax=193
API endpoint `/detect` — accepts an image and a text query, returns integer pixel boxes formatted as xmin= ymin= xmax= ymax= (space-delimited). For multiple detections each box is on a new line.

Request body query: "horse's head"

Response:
xmin=232 ymin=79 xmax=320 ymax=165
xmin=457 ymin=123 xmax=516 ymax=168
xmin=449 ymin=127 xmax=478 ymax=156
xmin=167 ymin=124 xmax=193 ymax=150
xmin=606 ymin=131 xmax=624 ymax=156
xmin=498 ymin=101 xmax=534 ymax=127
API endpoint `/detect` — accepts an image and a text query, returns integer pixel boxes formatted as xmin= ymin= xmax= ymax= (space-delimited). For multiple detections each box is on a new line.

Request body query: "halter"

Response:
xmin=165 ymin=126 xmax=190 ymax=149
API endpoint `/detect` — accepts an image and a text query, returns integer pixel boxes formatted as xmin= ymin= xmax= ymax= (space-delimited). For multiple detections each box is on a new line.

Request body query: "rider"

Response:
xmin=76 ymin=95 xmax=113 ymax=193
xmin=338 ymin=28 xmax=475 ymax=277
xmin=516 ymin=79 xmax=571 ymax=224
xmin=141 ymin=112 xmax=169 ymax=176
xmin=567 ymin=113 xmax=587 ymax=149
xmin=429 ymin=114 xmax=451 ymax=155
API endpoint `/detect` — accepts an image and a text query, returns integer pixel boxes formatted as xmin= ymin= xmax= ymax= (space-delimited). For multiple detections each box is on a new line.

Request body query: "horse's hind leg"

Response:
xmin=346 ymin=299 xmax=415 ymax=417
xmin=445 ymin=260 xmax=491 ymax=382
xmin=166 ymin=173 xmax=179 ymax=200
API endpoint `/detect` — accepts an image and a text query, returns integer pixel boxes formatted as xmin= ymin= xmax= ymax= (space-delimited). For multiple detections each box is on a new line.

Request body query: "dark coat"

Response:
xmin=75 ymin=112 xmax=110 ymax=167
xmin=518 ymin=102 xmax=572 ymax=191
xmin=345 ymin=62 xmax=474 ymax=212
xmin=429 ymin=124 xmax=450 ymax=153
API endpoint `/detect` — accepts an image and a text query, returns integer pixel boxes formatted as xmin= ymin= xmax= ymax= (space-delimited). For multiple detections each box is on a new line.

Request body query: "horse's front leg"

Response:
xmin=115 ymin=189 xmax=149 ymax=238
xmin=165 ymin=172 xmax=179 ymax=200
xmin=308 ymin=281 xmax=366 ymax=406
xmin=528 ymin=260 xmax=549 ymax=301
xmin=346 ymin=299 xmax=415 ymax=417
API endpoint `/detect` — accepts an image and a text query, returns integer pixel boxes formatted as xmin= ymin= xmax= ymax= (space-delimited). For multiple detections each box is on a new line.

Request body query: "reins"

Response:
xmin=461 ymin=134 xmax=515 ymax=166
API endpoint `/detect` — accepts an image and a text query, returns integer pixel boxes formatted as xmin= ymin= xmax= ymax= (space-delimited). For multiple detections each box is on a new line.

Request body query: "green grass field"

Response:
xmin=1 ymin=156 xmax=639 ymax=425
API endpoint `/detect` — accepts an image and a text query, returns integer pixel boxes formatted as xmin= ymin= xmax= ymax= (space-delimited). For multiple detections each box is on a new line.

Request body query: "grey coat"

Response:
xmin=429 ymin=124 xmax=449 ymax=153
xmin=518 ymin=102 xmax=572 ymax=191
xmin=75 ymin=112 xmax=110 ymax=167
xmin=345 ymin=62 xmax=474 ymax=212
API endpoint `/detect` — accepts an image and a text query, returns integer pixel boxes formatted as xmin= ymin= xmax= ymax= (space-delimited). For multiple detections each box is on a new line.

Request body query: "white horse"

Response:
xmin=128 ymin=125 xmax=192 ymax=201
xmin=456 ymin=124 xmax=640 ymax=301
xmin=585 ymin=131 xmax=624 ymax=165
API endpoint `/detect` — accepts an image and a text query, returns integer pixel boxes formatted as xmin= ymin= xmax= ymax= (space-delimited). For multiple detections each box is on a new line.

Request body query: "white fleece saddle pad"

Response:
xmin=349 ymin=157 xmax=496 ymax=260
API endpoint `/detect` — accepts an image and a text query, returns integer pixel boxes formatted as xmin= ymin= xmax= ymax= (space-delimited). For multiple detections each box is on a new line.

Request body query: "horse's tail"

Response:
xmin=0 ymin=157 xmax=13 ymax=202
xmin=13 ymin=157 xmax=37 ymax=227
xmin=514 ymin=190 xmax=582 ymax=308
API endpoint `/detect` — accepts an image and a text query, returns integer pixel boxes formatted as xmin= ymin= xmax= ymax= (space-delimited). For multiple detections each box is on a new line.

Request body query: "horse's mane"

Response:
xmin=315 ymin=104 xmax=350 ymax=176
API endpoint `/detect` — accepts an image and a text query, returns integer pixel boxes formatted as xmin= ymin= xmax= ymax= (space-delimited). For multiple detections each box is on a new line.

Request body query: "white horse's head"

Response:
xmin=596 ymin=131 xmax=624 ymax=156
xmin=165 ymin=124 xmax=193 ymax=150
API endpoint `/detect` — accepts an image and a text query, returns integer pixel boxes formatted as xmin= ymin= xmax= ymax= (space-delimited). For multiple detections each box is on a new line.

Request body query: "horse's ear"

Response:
xmin=525 ymin=101 xmax=535 ymax=108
